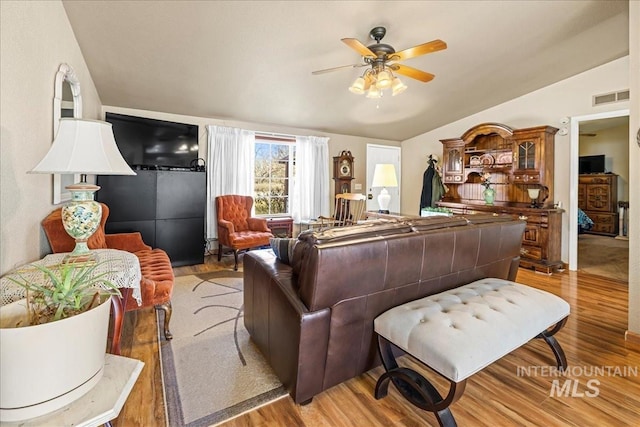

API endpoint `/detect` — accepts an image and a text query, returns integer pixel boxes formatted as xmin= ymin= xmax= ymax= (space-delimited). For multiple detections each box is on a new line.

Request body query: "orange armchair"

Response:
xmin=215 ymin=195 xmax=273 ymax=270
xmin=41 ymin=203 xmax=174 ymax=354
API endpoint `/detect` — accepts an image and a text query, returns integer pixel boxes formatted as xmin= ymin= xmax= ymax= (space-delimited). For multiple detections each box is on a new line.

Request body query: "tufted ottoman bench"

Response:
xmin=374 ymin=278 xmax=570 ymax=426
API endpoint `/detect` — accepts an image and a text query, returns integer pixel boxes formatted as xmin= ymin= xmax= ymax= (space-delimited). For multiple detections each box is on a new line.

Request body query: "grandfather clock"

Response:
xmin=333 ymin=150 xmax=354 ymax=194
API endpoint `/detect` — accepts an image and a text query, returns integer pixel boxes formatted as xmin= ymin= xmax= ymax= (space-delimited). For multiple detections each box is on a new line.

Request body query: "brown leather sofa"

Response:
xmin=243 ymin=215 xmax=526 ymax=404
xmin=42 ymin=203 xmax=174 ymax=355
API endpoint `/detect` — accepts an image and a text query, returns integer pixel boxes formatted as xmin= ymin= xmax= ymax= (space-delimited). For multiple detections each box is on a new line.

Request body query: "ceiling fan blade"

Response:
xmin=341 ymin=38 xmax=376 ymax=57
xmin=392 ymin=64 xmax=435 ymax=82
xmin=391 ymin=39 xmax=447 ymax=61
xmin=312 ymin=63 xmax=366 ymax=75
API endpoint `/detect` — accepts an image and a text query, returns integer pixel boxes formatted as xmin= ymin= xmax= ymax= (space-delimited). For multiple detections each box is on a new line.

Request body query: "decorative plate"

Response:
xmin=469 ymin=155 xmax=482 ymax=166
xmin=496 ymin=152 xmax=513 ymax=165
xmin=479 ymin=153 xmax=494 ymax=166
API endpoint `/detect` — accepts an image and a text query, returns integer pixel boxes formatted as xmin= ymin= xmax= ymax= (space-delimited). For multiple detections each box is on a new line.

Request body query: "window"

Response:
xmin=254 ymin=137 xmax=295 ymax=216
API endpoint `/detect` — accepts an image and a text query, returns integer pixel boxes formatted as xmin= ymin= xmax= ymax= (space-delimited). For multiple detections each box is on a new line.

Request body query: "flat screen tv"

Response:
xmin=106 ymin=112 xmax=199 ymax=170
xmin=579 ymin=155 xmax=605 ymax=174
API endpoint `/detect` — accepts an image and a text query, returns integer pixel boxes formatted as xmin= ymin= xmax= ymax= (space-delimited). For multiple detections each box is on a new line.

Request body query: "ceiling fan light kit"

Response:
xmin=366 ymin=84 xmax=382 ymax=99
xmin=391 ymin=76 xmax=407 ymax=96
xmin=315 ymin=26 xmax=446 ymax=99
xmin=348 ymin=76 xmax=366 ymax=94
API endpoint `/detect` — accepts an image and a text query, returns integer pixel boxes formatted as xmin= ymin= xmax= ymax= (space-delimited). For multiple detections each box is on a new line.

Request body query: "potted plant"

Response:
xmin=0 ymin=261 xmax=120 ymax=422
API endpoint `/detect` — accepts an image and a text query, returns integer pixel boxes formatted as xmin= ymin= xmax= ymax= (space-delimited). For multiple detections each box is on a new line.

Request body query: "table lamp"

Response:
xmin=30 ymin=118 xmax=135 ymax=262
xmin=528 ymin=187 xmax=541 ymax=208
xmin=372 ymin=164 xmax=398 ymax=214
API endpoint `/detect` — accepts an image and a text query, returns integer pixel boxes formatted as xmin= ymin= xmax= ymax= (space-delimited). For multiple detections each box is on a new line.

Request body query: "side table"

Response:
xmin=365 ymin=211 xmax=421 ymax=221
xmin=0 ymin=354 xmax=144 ymax=427
xmin=298 ymin=219 xmax=323 ymax=232
xmin=266 ymin=217 xmax=293 ymax=237
xmin=0 ymin=249 xmax=142 ymax=354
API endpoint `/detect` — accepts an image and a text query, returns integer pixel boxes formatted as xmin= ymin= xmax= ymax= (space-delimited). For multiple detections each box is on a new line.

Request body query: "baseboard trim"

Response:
xmin=625 ymin=330 xmax=640 ymax=347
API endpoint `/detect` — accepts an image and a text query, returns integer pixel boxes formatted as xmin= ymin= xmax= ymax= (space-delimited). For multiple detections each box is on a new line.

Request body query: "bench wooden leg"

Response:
xmin=536 ymin=317 xmax=568 ymax=370
xmin=375 ymin=335 xmax=465 ymax=427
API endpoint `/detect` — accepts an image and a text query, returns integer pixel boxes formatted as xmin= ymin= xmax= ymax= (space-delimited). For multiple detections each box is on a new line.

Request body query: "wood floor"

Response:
xmin=115 ymin=254 xmax=640 ymax=427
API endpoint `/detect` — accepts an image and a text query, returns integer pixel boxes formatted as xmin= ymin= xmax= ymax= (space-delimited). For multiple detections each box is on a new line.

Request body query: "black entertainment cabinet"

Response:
xmin=97 ymin=170 xmax=206 ymax=267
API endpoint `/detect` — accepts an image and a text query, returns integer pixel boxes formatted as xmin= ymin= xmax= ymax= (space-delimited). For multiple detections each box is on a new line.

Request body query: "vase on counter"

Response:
xmin=483 ymin=187 xmax=495 ymax=206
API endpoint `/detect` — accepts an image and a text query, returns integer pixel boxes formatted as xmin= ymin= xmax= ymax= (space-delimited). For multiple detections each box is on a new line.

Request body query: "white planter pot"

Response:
xmin=0 ymin=296 xmax=111 ymax=422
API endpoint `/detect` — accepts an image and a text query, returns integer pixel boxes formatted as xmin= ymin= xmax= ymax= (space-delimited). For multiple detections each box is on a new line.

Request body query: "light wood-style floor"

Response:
xmin=115 ymin=254 xmax=640 ymax=427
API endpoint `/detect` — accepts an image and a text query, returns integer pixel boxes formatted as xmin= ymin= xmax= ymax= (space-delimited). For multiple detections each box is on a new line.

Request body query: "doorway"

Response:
xmin=569 ymin=109 xmax=629 ymax=274
xmin=366 ymin=145 xmax=401 ymax=213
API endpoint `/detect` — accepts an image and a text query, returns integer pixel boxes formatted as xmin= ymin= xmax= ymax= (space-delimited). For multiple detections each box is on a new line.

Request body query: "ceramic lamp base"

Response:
xmin=377 ymin=188 xmax=391 ymax=213
xmin=61 ymin=183 xmax=102 ymax=260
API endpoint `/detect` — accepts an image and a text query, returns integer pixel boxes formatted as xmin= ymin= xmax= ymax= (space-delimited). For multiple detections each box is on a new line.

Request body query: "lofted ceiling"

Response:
xmin=62 ymin=1 xmax=629 ymax=141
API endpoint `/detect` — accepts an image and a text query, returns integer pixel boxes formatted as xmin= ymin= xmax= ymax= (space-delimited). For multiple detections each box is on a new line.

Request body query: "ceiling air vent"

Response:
xmin=593 ymin=89 xmax=630 ymax=106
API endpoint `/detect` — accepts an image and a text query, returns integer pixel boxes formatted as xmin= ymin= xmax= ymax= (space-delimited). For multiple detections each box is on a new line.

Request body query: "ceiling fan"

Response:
xmin=312 ymin=27 xmax=447 ymax=97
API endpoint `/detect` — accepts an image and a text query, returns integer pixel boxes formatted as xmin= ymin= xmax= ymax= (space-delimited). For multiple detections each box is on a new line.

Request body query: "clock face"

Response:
xmin=340 ymin=160 xmax=351 ymax=177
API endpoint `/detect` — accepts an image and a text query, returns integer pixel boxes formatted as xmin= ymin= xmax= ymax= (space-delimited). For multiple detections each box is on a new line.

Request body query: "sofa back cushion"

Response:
xmin=295 ymin=218 xmax=525 ymax=312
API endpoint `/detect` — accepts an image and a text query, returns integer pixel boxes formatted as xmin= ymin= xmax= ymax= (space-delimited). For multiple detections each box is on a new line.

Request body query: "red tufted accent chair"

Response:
xmin=41 ymin=203 xmax=174 ymax=354
xmin=215 ymin=195 xmax=273 ymax=270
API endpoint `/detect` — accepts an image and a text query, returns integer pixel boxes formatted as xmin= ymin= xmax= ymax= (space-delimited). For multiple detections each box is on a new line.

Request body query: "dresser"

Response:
xmin=578 ymin=174 xmax=618 ymax=236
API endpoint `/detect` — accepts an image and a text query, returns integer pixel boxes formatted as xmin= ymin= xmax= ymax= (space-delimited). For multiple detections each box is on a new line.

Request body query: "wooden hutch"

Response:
xmin=437 ymin=123 xmax=564 ymax=273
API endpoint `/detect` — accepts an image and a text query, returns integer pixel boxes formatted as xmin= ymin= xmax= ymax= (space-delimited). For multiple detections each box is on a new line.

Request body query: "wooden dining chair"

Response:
xmin=319 ymin=193 xmax=367 ymax=230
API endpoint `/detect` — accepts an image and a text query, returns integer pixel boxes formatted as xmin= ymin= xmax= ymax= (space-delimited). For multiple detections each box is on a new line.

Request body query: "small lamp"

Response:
xmin=366 ymin=85 xmax=382 ymax=99
xmin=391 ymin=77 xmax=407 ymax=96
xmin=349 ymin=76 xmax=366 ymax=94
xmin=30 ymin=118 xmax=135 ymax=261
xmin=371 ymin=164 xmax=398 ymax=214
xmin=527 ymin=187 xmax=541 ymax=208
xmin=375 ymin=69 xmax=392 ymax=89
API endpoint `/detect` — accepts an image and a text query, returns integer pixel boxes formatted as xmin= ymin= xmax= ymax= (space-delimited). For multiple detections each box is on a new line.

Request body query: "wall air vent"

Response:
xmin=616 ymin=90 xmax=630 ymax=101
xmin=593 ymin=89 xmax=630 ymax=106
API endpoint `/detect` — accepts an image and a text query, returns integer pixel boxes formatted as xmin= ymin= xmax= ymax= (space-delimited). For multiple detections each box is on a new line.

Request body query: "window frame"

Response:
xmin=253 ymin=135 xmax=296 ymax=217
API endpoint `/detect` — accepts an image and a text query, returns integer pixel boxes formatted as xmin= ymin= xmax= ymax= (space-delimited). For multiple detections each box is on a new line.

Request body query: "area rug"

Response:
xmin=578 ymin=234 xmax=628 ymax=282
xmin=158 ymin=271 xmax=287 ymax=427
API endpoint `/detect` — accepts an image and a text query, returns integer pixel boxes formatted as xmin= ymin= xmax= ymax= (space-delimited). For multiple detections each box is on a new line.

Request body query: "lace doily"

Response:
xmin=0 ymin=249 xmax=142 ymax=307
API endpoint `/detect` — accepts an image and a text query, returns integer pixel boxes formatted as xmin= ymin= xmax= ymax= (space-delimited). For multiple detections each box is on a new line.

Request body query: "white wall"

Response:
xmin=0 ymin=0 xmax=102 ymax=274
xmin=401 ymin=57 xmax=630 ymax=264
xmin=102 ymin=106 xmax=401 ymax=203
xmin=579 ymin=123 xmax=629 ymax=201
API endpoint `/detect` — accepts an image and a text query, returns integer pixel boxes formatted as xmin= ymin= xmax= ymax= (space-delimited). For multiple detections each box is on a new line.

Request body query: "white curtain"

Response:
xmin=291 ymin=136 xmax=330 ymax=222
xmin=206 ymin=125 xmax=255 ymax=239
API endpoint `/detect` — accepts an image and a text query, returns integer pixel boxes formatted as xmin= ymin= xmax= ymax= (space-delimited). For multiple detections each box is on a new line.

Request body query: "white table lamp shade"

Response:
xmin=30 ymin=118 xmax=135 ymax=175
xmin=372 ymin=164 xmax=398 ymax=188
xmin=29 ymin=118 xmax=134 ymax=260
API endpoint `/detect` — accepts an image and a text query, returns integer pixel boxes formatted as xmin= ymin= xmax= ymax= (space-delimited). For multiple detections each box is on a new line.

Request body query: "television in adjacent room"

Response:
xmin=579 ymin=155 xmax=606 ymax=174
xmin=106 ymin=112 xmax=199 ymax=169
